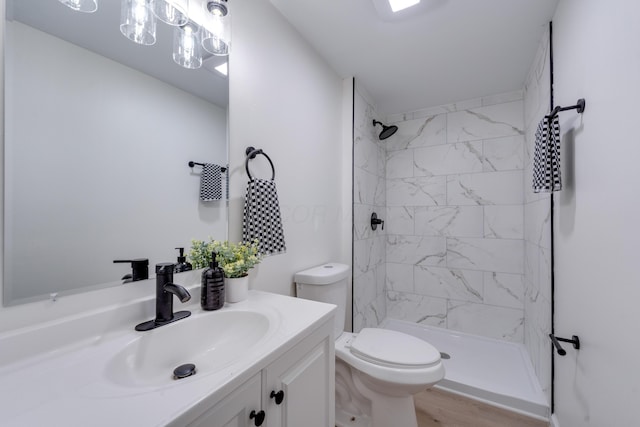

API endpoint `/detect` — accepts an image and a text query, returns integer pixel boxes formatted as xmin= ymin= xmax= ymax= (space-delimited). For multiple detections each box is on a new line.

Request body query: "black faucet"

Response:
xmin=114 ymin=258 xmax=149 ymax=283
xmin=135 ymin=263 xmax=192 ymax=331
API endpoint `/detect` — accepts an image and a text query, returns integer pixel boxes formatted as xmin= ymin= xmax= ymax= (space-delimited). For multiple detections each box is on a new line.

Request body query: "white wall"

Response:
xmin=4 ymin=22 xmax=228 ymax=303
xmin=552 ymin=0 xmax=640 ymax=425
xmin=228 ymin=0 xmax=348 ymax=296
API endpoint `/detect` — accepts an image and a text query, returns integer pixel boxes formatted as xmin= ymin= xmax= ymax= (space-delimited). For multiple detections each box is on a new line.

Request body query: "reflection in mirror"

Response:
xmin=4 ymin=0 xmax=229 ymax=306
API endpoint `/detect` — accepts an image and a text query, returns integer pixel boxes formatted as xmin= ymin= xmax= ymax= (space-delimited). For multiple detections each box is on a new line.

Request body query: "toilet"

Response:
xmin=295 ymin=263 xmax=445 ymax=427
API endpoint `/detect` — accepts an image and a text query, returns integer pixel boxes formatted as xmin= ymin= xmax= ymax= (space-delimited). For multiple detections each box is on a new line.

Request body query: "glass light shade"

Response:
xmin=173 ymin=22 xmax=203 ymax=69
xmin=58 ymin=0 xmax=98 ymax=13
xmin=201 ymin=30 xmax=229 ymax=56
xmin=151 ymin=0 xmax=189 ymax=26
xmin=201 ymin=3 xmax=230 ymax=57
xmin=120 ymin=0 xmax=157 ymax=45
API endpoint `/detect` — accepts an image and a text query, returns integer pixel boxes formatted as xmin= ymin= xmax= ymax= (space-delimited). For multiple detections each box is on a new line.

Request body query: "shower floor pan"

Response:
xmin=380 ymin=318 xmax=550 ymax=420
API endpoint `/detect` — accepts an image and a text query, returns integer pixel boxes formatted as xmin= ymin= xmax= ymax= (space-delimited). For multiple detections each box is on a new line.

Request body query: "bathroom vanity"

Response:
xmin=0 ymin=290 xmax=335 ymax=426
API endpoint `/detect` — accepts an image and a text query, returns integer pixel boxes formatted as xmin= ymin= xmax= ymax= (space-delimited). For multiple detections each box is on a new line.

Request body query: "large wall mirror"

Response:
xmin=4 ymin=0 xmax=229 ymax=306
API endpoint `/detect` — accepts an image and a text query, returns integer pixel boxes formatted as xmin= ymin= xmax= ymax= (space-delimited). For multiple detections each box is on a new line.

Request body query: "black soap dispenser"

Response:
xmin=174 ymin=247 xmax=193 ymax=273
xmin=201 ymin=252 xmax=225 ymax=310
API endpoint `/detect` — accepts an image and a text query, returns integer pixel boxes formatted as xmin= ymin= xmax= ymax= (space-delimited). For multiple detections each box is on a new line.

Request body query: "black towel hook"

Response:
xmin=245 ymin=146 xmax=275 ymax=181
xmin=549 ymin=333 xmax=580 ymax=356
xmin=546 ymin=98 xmax=586 ymax=119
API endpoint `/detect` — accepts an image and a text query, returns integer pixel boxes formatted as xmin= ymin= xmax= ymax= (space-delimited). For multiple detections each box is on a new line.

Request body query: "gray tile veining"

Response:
xmin=415 ymin=206 xmax=484 ymax=238
xmin=387 ymin=176 xmax=447 ymax=206
xmin=414 ymin=141 xmax=484 ymax=177
xmin=447 ymin=101 xmax=524 ymax=143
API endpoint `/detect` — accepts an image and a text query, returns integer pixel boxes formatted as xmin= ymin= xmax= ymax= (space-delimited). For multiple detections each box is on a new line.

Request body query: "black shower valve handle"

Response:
xmin=371 ymin=212 xmax=384 ymax=231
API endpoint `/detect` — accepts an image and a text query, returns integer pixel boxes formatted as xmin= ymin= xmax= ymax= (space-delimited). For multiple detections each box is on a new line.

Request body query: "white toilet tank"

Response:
xmin=294 ymin=263 xmax=350 ymax=338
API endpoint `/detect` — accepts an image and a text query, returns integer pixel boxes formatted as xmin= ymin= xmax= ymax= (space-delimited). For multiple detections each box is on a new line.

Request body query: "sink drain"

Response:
xmin=173 ymin=363 xmax=196 ymax=380
xmin=440 ymin=352 xmax=451 ymax=360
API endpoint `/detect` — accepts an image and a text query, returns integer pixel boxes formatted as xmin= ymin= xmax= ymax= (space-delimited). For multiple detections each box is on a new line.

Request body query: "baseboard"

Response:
xmin=550 ymin=414 xmax=560 ymax=427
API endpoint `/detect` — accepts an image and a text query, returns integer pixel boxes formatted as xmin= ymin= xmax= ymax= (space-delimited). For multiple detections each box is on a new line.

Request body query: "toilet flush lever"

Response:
xmin=371 ymin=212 xmax=384 ymax=231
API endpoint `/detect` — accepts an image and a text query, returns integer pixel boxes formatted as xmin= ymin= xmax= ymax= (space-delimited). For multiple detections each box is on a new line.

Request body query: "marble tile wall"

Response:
xmin=523 ymin=28 xmax=553 ymax=403
xmin=353 ymin=82 xmax=387 ymax=331
xmin=352 ymin=70 xmax=551 ymax=402
xmin=383 ymin=91 xmax=526 ymax=342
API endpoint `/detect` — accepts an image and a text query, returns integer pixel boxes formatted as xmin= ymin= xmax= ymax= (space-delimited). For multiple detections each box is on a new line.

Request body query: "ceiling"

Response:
xmin=9 ymin=0 xmax=229 ymax=108
xmin=271 ymin=0 xmax=559 ymax=116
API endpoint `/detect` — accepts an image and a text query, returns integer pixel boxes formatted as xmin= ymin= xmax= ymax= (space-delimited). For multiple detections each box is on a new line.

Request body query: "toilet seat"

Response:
xmin=350 ymin=328 xmax=441 ymax=368
xmin=335 ymin=330 xmax=445 ymax=388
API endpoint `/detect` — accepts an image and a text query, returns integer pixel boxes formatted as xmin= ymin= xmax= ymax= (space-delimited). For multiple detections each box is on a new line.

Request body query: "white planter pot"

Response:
xmin=225 ymin=276 xmax=249 ymax=303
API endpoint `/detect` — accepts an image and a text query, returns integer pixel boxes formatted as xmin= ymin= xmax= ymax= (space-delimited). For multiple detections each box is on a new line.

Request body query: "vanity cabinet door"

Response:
xmin=264 ymin=324 xmax=334 ymax=427
xmin=189 ymin=374 xmax=263 ymax=427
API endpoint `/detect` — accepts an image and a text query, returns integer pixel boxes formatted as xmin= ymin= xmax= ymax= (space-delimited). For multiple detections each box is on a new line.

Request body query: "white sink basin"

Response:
xmin=106 ymin=310 xmax=272 ymax=387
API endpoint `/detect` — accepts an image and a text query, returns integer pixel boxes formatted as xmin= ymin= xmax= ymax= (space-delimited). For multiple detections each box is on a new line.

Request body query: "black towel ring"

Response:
xmin=245 ymin=146 xmax=275 ymax=181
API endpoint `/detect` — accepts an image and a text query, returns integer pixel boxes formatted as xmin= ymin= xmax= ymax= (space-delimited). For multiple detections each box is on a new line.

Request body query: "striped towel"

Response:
xmin=532 ymin=115 xmax=562 ymax=193
xmin=242 ymin=179 xmax=286 ymax=256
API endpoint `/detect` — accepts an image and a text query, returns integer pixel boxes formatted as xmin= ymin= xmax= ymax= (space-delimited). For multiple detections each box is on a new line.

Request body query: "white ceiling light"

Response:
xmin=371 ymin=0 xmax=428 ymax=21
xmin=388 ymin=0 xmax=420 ymax=13
xmin=214 ymin=62 xmax=228 ymax=76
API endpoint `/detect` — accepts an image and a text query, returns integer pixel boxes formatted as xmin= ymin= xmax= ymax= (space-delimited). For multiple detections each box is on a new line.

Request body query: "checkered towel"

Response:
xmin=532 ymin=115 xmax=562 ymax=193
xmin=242 ymin=179 xmax=286 ymax=256
xmin=199 ymin=163 xmax=223 ymax=201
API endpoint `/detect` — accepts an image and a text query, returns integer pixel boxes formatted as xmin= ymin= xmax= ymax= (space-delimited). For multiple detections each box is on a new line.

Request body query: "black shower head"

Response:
xmin=372 ymin=120 xmax=398 ymax=140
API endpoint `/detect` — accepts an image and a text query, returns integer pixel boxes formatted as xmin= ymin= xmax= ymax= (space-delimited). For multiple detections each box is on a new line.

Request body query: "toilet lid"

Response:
xmin=350 ymin=328 xmax=441 ymax=368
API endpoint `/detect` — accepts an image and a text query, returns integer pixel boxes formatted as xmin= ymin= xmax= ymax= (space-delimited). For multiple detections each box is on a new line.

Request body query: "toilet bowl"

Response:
xmin=295 ymin=263 xmax=445 ymax=427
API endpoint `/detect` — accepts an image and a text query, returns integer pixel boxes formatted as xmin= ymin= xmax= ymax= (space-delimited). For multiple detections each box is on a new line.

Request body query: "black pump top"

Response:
xmin=176 ymin=247 xmax=187 ymax=263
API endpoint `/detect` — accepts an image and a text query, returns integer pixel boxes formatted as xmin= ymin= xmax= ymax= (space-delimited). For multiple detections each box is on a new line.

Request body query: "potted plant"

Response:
xmin=188 ymin=238 xmax=261 ymax=302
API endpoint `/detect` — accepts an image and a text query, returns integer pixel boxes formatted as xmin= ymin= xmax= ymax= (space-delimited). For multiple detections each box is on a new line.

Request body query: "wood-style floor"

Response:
xmin=415 ymin=388 xmax=549 ymax=427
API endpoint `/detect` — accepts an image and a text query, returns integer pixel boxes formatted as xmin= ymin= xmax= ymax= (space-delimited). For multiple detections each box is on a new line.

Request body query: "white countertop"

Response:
xmin=0 ymin=291 xmax=335 ymax=426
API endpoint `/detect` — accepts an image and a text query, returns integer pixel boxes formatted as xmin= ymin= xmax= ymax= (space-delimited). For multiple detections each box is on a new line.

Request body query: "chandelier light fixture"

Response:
xmin=58 ymin=0 xmax=231 ymax=69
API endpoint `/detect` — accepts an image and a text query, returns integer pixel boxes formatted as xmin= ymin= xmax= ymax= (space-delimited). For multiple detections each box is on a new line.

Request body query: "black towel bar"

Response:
xmin=245 ymin=146 xmax=275 ymax=181
xmin=546 ymin=98 xmax=586 ymax=119
xmin=188 ymin=161 xmax=226 ymax=172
